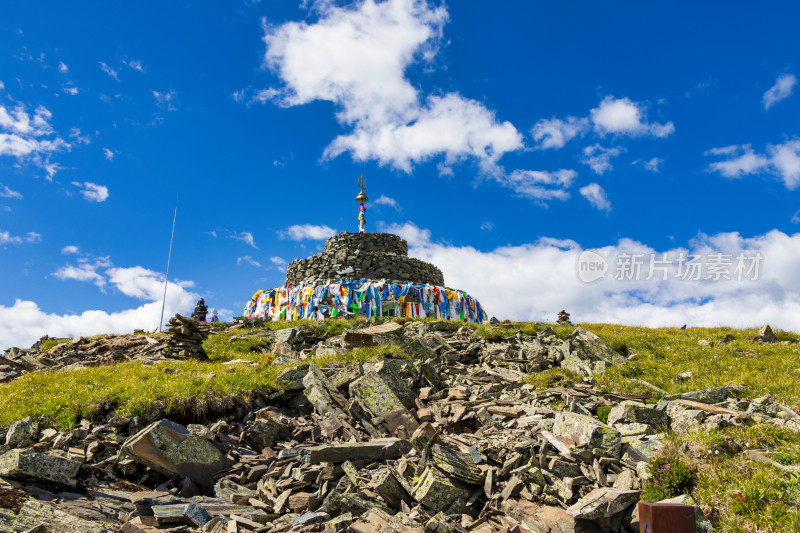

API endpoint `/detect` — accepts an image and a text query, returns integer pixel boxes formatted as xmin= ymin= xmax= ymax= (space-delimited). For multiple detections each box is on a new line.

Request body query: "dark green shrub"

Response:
xmin=596 ymin=405 xmax=612 ymax=424
xmin=640 ymin=456 xmax=697 ymax=502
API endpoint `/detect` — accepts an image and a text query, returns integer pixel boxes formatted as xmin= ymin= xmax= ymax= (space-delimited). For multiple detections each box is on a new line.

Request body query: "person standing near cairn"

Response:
xmin=356 ymin=175 xmax=368 ymax=233
xmin=191 ymin=298 xmax=208 ymax=321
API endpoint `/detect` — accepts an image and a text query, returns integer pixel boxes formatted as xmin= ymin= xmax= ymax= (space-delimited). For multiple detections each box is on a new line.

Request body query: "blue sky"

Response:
xmin=2 ymin=1 xmax=800 ymax=348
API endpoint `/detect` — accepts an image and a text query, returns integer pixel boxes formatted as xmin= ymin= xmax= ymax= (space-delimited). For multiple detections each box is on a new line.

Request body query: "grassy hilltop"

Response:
xmin=1 ymin=319 xmax=800 ymax=532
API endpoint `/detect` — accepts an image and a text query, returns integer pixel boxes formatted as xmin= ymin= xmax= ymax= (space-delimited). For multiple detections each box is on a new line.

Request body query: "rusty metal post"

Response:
xmin=639 ymin=502 xmax=697 ymax=532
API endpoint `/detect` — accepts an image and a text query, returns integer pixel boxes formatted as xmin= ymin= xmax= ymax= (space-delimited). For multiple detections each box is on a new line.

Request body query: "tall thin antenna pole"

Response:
xmin=159 ymin=207 xmax=177 ymax=332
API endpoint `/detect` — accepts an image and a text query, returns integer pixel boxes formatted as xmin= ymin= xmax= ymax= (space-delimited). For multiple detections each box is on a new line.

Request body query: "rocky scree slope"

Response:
xmin=0 ymin=320 xmax=796 ymax=532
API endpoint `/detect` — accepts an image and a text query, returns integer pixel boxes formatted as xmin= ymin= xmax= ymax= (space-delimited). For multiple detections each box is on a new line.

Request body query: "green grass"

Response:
xmin=582 ymin=324 xmax=800 ymax=410
xmin=37 ymin=338 xmax=69 ymax=350
xmin=0 ymin=327 xmax=406 ymax=429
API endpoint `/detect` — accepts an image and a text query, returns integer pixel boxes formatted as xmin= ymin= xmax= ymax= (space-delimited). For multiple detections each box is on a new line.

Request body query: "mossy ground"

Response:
xmin=1 ymin=319 xmax=800 ymax=531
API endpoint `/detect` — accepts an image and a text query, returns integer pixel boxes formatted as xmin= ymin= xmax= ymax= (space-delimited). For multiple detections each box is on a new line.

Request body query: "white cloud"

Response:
xmin=152 ymin=90 xmax=177 ymax=111
xmin=385 ymin=222 xmax=800 ymax=331
xmin=0 ymin=99 xmax=70 ymax=177
xmin=480 ymin=221 xmax=493 ymax=231
xmin=706 ymin=140 xmax=800 ymax=189
xmin=579 ymin=183 xmax=611 ymax=211
xmin=230 ymin=231 xmax=257 ymax=248
xmin=61 ymin=245 xmax=79 ymax=254
xmin=103 ymin=148 xmax=115 ymax=160
xmin=531 ymin=116 xmax=589 ymax=149
xmin=642 ymin=157 xmax=662 ymax=172
xmin=590 ymin=96 xmax=674 ymax=138
xmin=0 ymin=262 xmax=199 ymax=349
xmin=582 ymin=144 xmax=622 ymax=175
xmin=262 ymin=0 xmax=523 ymax=172
xmin=53 ymin=262 xmax=106 ymax=287
xmin=123 ymin=59 xmax=145 ymax=72
xmin=237 ymin=255 xmax=263 ymax=268
xmin=0 ymin=230 xmax=40 ymax=245
xmin=270 ymin=256 xmax=288 ymax=267
xmin=57 ymin=62 xmax=68 ymax=74
xmin=373 ymin=195 xmax=400 ymax=210
xmin=62 ymin=87 xmax=79 ymax=96
xmin=68 ymin=128 xmax=91 ymax=145
xmin=99 ymin=62 xmax=120 ymax=82
xmin=72 ymin=181 xmax=109 ymax=202
xmin=497 ymin=169 xmax=576 ymax=201
xmin=0 ymin=185 xmax=22 ymax=200
xmin=279 ymin=224 xmax=337 ymax=241
xmin=763 ymin=73 xmax=796 ymax=110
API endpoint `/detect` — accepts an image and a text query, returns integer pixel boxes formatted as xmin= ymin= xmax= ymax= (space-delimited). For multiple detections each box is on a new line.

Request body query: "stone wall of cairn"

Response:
xmin=285 ymin=231 xmax=445 ymax=286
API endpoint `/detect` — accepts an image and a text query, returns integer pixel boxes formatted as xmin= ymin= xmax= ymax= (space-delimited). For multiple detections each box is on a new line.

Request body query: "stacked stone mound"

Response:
xmin=142 ymin=314 xmax=211 ymax=361
xmin=285 ymin=232 xmax=444 ymax=286
xmin=0 ymin=316 xmax=210 ymax=382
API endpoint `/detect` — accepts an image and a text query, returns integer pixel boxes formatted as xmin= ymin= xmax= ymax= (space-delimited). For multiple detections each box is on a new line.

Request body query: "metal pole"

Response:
xmin=159 ymin=207 xmax=177 ymax=332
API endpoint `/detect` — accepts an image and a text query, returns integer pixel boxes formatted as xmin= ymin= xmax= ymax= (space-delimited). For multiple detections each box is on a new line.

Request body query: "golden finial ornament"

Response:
xmin=356 ymin=175 xmax=368 ymax=233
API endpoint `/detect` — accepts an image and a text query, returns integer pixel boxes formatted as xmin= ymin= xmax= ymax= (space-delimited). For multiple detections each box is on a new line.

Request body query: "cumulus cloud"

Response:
xmin=237 ymin=255 xmax=263 ymax=268
xmin=229 ymin=231 xmax=257 ymax=248
xmin=480 ymin=221 xmax=493 ymax=231
xmin=0 ymin=230 xmax=40 ymax=245
xmin=531 ymin=117 xmax=589 ymax=150
xmin=0 ymin=99 xmax=70 ymax=177
xmin=103 ymin=148 xmax=115 ymax=161
xmin=497 ymin=169 xmax=576 ymax=201
xmin=590 ymin=96 xmax=674 ymax=138
xmin=62 ymin=87 xmax=79 ymax=96
xmin=57 ymin=62 xmax=68 ymax=74
xmin=373 ymin=195 xmax=400 ymax=210
xmin=0 ymin=184 xmax=22 ymax=199
xmin=270 ymin=256 xmax=288 ymax=267
xmin=61 ymin=245 xmax=79 ymax=254
xmin=706 ymin=140 xmax=800 ymax=189
xmin=763 ymin=73 xmax=796 ymax=110
xmin=261 ymin=0 xmax=523 ymax=172
xmin=583 ymin=144 xmax=622 ymax=175
xmin=532 ymin=96 xmax=674 ymax=150
xmin=99 ymin=62 xmax=120 ymax=81
xmin=0 ymin=262 xmax=199 ymax=349
xmin=72 ymin=181 xmax=109 ymax=202
xmin=279 ymin=224 xmax=337 ymax=241
xmin=385 ymin=222 xmax=800 ymax=330
xmin=579 ymin=183 xmax=611 ymax=211
xmin=53 ymin=262 xmax=107 ymax=287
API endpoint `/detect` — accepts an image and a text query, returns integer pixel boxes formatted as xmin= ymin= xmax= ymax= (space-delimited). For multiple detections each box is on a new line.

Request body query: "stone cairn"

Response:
xmin=138 ymin=315 xmax=211 ymax=361
xmin=285 ymin=231 xmax=444 ymax=287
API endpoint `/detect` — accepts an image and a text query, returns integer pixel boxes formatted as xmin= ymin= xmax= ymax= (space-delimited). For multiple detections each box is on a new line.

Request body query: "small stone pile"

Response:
xmin=0 ymin=316 xmax=211 ymax=383
xmin=139 ymin=315 xmax=212 ymax=361
xmin=0 ymin=321 xmax=797 ymax=532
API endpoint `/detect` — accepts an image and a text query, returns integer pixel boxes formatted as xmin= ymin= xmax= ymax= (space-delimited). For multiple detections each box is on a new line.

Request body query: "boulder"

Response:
xmin=4 ymin=417 xmax=38 ymax=448
xmin=552 ymin=412 xmax=621 ymax=458
xmin=607 ymin=401 xmax=669 ymax=427
xmin=411 ymin=466 xmax=471 ymax=513
xmin=756 ymin=324 xmax=777 ymax=343
xmin=566 ymin=488 xmax=640 ymax=524
xmin=9 ymin=500 xmax=111 ymax=533
xmin=0 ymin=449 xmax=81 ymax=487
xmin=120 ymin=419 xmax=231 ymax=487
